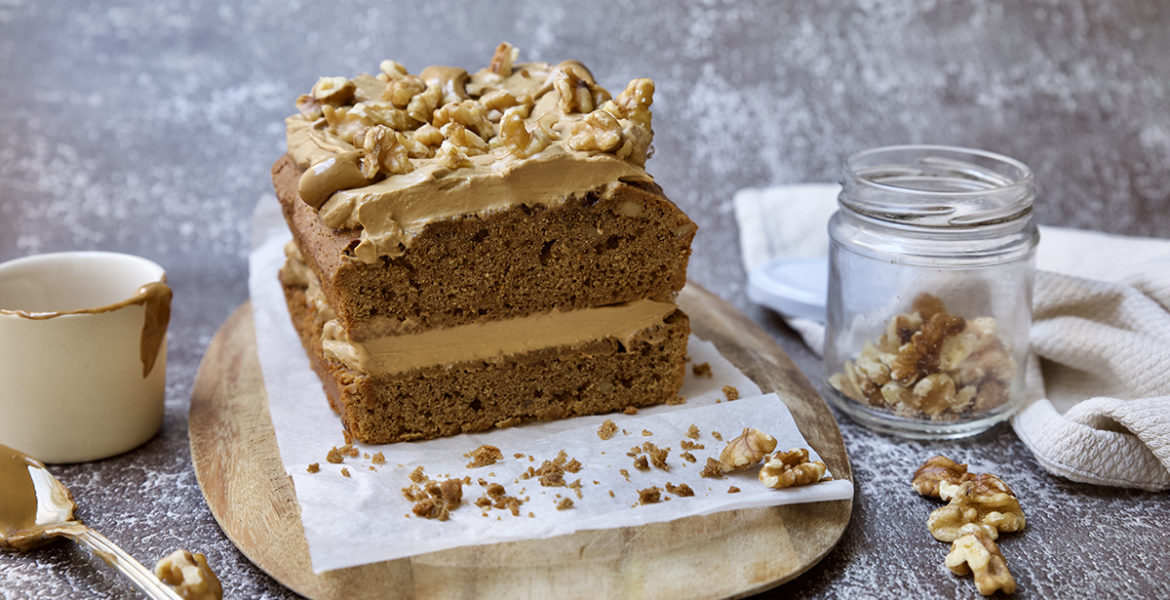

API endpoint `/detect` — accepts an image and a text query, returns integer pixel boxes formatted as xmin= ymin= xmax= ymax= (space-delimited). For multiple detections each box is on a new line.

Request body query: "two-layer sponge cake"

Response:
xmin=273 ymin=43 xmax=697 ymax=444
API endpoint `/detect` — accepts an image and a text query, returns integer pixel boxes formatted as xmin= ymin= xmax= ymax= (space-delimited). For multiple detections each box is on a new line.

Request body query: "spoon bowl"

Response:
xmin=1 ymin=444 xmax=184 ymax=599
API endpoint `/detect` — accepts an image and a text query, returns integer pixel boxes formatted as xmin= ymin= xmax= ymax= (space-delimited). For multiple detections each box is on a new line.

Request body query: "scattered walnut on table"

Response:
xmin=945 ymin=523 xmax=1017 ymax=596
xmin=912 ymin=455 xmax=974 ymax=500
xmin=154 ymin=549 xmax=223 ymax=600
xmin=758 ymin=448 xmax=827 ymax=489
xmin=928 ymin=474 xmax=1026 ymax=542
xmin=718 ymin=428 xmax=777 ymax=472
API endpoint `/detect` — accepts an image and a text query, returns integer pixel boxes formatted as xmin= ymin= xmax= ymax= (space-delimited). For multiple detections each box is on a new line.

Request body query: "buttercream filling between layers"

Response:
xmin=322 ymin=300 xmax=678 ymax=376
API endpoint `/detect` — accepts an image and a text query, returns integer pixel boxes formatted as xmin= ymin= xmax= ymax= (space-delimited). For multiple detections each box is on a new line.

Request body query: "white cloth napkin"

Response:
xmin=734 ymin=184 xmax=1170 ymax=491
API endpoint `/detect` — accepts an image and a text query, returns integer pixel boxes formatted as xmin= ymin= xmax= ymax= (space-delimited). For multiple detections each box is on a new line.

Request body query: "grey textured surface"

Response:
xmin=1 ymin=1 xmax=1168 ymax=598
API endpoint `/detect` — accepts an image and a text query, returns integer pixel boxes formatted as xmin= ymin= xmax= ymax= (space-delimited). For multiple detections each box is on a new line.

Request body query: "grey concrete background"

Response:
xmin=1 ymin=0 xmax=1167 ymax=598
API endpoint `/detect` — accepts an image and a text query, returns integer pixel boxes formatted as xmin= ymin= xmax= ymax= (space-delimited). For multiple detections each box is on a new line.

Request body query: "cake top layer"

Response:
xmin=285 ymin=43 xmax=658 ymax=263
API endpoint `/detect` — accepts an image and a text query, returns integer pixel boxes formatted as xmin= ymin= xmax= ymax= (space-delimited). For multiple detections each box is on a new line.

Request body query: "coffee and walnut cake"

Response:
xmin=274 ymin=43 xmax=697 ymax=443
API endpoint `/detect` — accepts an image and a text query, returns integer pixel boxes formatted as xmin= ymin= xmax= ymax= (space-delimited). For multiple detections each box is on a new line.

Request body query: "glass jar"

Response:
xmin=824 ymin=145 xmax=1038 ymax=439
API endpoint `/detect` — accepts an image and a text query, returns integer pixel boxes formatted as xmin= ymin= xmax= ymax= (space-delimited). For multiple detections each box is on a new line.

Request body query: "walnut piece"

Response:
xmin=912 ymin=455 xmax=974 ymax=500
xmin=383 ymin=74 xmax=426 ymax=109
xmin=718 ymin=427 xmax=777 ymax=472
xmin=928 ymin=474 xmax=1026 ymax=542
xmin=567 ymin=109 xmax=623 ymax=153
xmin=945 ymin=523 xmax=1017 ymax=596
xmin=154 ymin=550 xmax=223 ymax=600
xmin=614 ymin=78 xmax=654 ymax=129
xmin=497 ymin=107 xmax=551 ymax=159
xmin=433 ymin=99 xmax=496 ymax=140
xmin=759 ymin=448 xmax=828 ymax=489
xmin=552 ymin=62 xmax=610 ymax=114
xmin=489 ymin=42 xmax=519 ymax=77
xmin=435 ymin=140 xmax=473 ymax=170
xmin=360 ymin=125 xmax=413 ymax=178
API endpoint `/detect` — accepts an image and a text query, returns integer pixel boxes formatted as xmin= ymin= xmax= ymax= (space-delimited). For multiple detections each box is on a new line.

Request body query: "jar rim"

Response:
xmin=841 ymin=145 xmax=1034 ymax=228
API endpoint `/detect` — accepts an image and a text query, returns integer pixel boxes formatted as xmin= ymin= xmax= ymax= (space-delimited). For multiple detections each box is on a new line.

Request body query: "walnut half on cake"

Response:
xmin=273 ymin=43 xmax=697 ymax=444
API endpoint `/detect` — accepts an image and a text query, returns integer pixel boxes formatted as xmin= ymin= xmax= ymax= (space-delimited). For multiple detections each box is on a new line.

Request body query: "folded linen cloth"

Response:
xmin=734 ymin=184 xmax=1170 ymax=491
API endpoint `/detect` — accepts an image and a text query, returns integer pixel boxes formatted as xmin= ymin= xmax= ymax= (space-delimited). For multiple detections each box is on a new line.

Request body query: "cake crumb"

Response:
xmin=325 ymin=447 xmax=344 ymax=464
xmin=440 ymin=478 xmax=463 ymax=506
xmin=712 ymin=431 xmax=724 ymax=441
xmin=411 ymin=498 xmax=450 ymax=521
xmin=487 ymin=483 xmax=506 ymax=499
xmin=477 ymin=478 xmax=487 ymax=486
xmin=556 ymin=498 xmax=574 ymax=511
xmin=692 ymin=362 xmax=713 ymax=378
xmin=474 ymin=496 xmax=492 ymax=509
xmin=619 ymin=468 xmax=631 ymax=482
xmin=371 ymin=452 xmax=386 ymax=465
xmin=666 ymin=396 xmax=687 ymax=405
xmin=641 ymin=429 xmax=653 ymax=437
xmin=680 ymin=440 xmax=705 ymax=451
xmin=564 ymin=458 xmax=583 ymax=473
xmin=622 ymin=429 xmax=629 ymax=436
xmin=701 ymin=458 xmax=725 ymax=479
xmin=623 ymin=406 xmax=639 ymax=415
xmin=597 ymin=419 xmax=618 ymax=440
xmin=685 ymin=424 xmax=701 ymax=439
xmin=368 ymin=466 xmax=377 ymax=472
xmin=306 ymin=463 xmax=320 ymax=474
xmin=408 ymin=466 xmax=426 ymax=482
xmin=728 ymin=486 xmax=741 ymax=494
xmin=722 ymin=385 xmax=740 ymax=402
xmin=568 ymin=479 xmax=583 ymax=499
xmin=637 ymin=486 xmax=662 ymax=505
xmin=642 ymin=442 xmax=670 ymax=471
xmin=528 ymin=512 xmax=535 ymax=518
xmin=680 ymin=451 xmax=696 ymax=463
xmin=665 ymin=482 xmax=694 ymax=497
xmin=513 ymin=452 xmax=525 ymax=459
xmin=520 ymin=450 xmax=577 ymax=488
xmin=401 ymin=484 xmax=423 ymax=502
xmin=340 ymin=467 xmax=351 ymax=478
xmin=608 ymin=490 xmax=615 ymax=498
xmin=363 ymin=452 xmax=370 ymax=459
xmin=465 ymin=445 xmax=503 ymax=468
xmin=633 ymin=455 xmax=650 ymax=471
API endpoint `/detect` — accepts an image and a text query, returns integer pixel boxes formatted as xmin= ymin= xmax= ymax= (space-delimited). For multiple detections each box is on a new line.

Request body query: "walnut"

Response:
xmin=295 ymin=94 xmax=323 ymax=120
xmin=322 ymin=102 xmax=418 ymax=145
xmin=945 ymin=523 xmax=1017 ymax=596
xmin=359 ymin=125 xmax=413 ymax=178
xmin=615 ymin=78 xmax=654 ymax=129
xmin=497 ymin=107 xmax=551 ymax=159
xmin=718 ymin=427 xmax=777 ymax=472
xmin=154 ymin=550 xmax=223 ymax=600
xmin=440 ymin=122 xmax=489 ymax=156
xmin=412 ymin=123 xmax=444 ymax=148
xmin=890 ymin=312 xmax=966 ymax=386
xmin=928 ymin=474 xmax=1026 ymax=542
xmin=910 ymin=372 xmax=960 ymax=417
xmin=311 ymin=76 xmax=356 ymax=105
xmin=432 ymin=100 xmax=496 ymax=140
xmin=567 ymin=109 xmax=623 ymax=152
xmin=405 ymin=84 xmax=443 ymax=124
xmin=552 ymin=62 xmax=610 ymax=113
xmin=383 ymin=74 xmax=426 ymax=109
xmin=489 ymin=41 xmax=519 ymax=77
xmin=379 ymin=60 xmax=408 ymax=80
xmin=614 ymin=123 xmax=653 ymax=167
xmin=480 ymin=89 xmax=532 ymax=113
xmin=911 ymin=455 xmax=974 ymax=500
xmin=759 ymin=448 xmax=828 ymax=489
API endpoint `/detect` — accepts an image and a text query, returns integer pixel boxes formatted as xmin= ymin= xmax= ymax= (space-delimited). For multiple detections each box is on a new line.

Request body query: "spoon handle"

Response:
xmin=73 ymin=527 xmax=186 ymax=600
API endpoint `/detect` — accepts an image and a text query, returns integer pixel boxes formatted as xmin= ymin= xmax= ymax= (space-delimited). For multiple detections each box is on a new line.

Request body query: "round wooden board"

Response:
xmin=189 ymin=284 xmax=853 ymax=600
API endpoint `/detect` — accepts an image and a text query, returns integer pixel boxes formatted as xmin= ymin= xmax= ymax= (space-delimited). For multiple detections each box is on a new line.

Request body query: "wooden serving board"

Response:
xmin=189 ymin=284 xmax=853 ymax=599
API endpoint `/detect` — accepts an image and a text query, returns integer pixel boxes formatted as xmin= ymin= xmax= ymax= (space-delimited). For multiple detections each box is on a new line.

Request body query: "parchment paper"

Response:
xmin=249 ymin=196 xmax=853 ymax=572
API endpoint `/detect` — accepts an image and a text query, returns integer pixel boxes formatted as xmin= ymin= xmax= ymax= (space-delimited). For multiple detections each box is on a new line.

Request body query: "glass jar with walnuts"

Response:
xmin=824 ymin=145 xmax=1038 ymax=438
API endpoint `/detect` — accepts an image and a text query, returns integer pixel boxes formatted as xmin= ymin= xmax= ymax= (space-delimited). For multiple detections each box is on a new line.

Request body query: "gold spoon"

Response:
xmin=0 ymin=443 xmax=184 ymax=600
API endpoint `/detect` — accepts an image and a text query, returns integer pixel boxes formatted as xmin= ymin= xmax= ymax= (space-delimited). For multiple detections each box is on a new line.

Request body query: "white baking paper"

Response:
xmin=248 ymin=196 xmax=853 ymax=572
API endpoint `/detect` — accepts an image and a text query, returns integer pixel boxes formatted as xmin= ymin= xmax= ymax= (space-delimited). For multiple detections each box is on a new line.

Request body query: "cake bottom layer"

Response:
xmin=281 ymin=283 xmax=690 ymax=444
